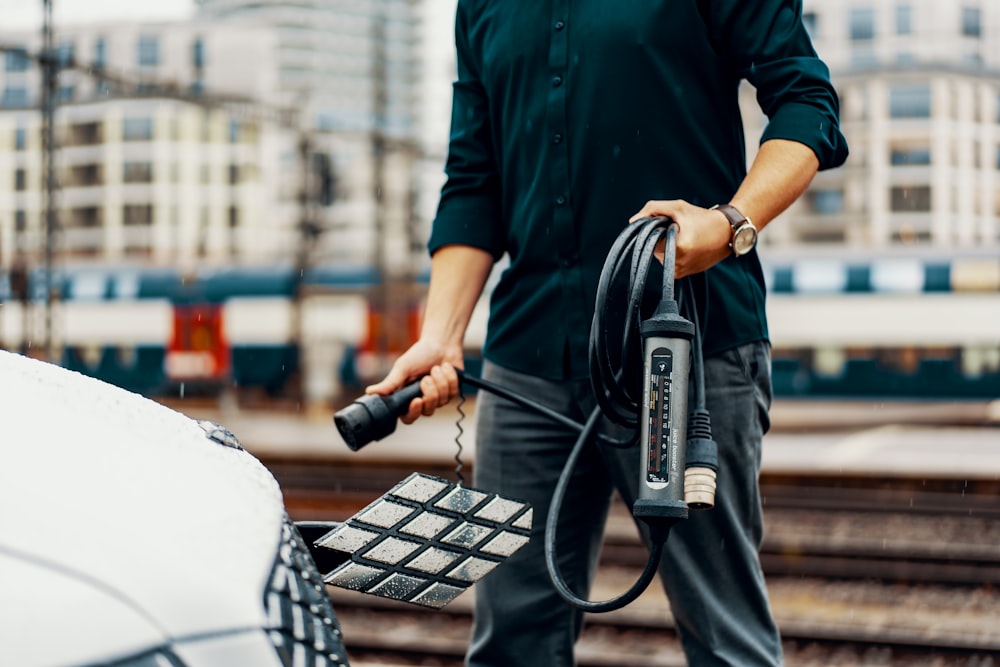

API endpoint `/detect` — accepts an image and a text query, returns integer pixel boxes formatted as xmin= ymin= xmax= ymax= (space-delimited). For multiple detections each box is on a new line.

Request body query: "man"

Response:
xmin=368 ymin=1 xmax=847 ymax=664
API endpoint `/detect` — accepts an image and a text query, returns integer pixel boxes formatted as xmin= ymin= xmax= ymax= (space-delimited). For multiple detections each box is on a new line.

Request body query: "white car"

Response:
xmin=0 ymin=350 xmax=350 ymax=667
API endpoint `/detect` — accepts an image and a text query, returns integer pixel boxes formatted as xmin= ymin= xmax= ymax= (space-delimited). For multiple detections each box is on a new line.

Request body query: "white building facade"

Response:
xmin=1 ymin=1 xmax=428 ymax=273
xmin=765 ymin=0 xmax=1000 ymax=251
xmin=196 ymin=0 xmax=426 ymax=273
xmin=0 ymin=20 xmax=291 ymax=270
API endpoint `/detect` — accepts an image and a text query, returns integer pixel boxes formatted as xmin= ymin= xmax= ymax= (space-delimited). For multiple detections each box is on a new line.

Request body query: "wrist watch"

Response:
xmin=710 ymin=203 xmax=758 ymax=257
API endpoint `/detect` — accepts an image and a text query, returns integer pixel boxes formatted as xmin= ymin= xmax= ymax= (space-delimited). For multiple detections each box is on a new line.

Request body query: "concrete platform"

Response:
xmin=172 ymin=397 xmax=1000 ymax=481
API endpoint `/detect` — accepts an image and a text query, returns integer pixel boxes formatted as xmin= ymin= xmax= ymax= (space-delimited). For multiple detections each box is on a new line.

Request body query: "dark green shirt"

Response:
xmin=429 ymin=0 xmax=848 ymax=380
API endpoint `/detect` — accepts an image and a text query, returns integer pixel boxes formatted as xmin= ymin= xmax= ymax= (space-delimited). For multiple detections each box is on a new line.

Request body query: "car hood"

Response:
xmin=0 ymin=350 xmax=286 ymax=663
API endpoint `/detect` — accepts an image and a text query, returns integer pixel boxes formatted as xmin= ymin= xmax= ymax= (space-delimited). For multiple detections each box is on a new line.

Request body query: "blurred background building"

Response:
xmin=0 ymin=0 xmax=997 ymax=405
xmin=761 ymin=0 xmax=1000 ymax=251
xmin=0 ymin=0 xmax=425 ymax=274
xmin=0 ymin=20 xmax=284 ymax=269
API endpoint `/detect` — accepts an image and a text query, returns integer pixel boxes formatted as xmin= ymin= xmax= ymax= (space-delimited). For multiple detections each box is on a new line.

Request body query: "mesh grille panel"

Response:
xmin=265 ymin=516 xmax=350 ymax=667
xmin=318 ymin=473 xmax=532 ymax=608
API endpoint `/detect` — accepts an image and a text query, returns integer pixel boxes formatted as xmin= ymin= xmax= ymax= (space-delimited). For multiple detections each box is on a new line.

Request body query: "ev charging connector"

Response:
xmin=634 ymin=297 xmax=694 ymax=536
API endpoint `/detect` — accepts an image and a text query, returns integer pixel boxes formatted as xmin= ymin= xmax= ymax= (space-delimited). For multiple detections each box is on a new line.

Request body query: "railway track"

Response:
xmin=330 ymin=586 xmax=1000 ymax=667
xmin=262 ymin=457 xmax=1000 ymax=665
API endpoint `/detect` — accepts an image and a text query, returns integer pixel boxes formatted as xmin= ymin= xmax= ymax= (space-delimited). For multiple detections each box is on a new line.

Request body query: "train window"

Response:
xmin=112 ymin=273 xmax=140 ymax=299
xmin=871 ymin=259 xmax=924 ymax=292
xmin=813 ymin=347 xmax=846 ymax=377
xmin=69 ymin=273 xmax=108 ymax=301
xmin=876 ymin=347 xmax=920 ymax=374
xmin=791 ymin=260 xmax=847 ymax=293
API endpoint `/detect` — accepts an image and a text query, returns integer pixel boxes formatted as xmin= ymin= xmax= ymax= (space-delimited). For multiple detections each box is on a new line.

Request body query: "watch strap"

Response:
xmin=710 ymin=203 xmax=748 ymax=230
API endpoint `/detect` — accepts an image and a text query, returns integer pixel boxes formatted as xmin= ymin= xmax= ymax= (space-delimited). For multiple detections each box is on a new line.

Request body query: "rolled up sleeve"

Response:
xmin=428 ymin=3 xmax=505 ymax=259
xmin=704 ymin=0 xmax=849 ymax=171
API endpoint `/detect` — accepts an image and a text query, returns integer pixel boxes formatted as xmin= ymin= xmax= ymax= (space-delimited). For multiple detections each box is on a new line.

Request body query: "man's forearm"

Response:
xmin=420 ymin=244 xmax=495 ymax=348
xmin=729 ymin=138 xmax=820 ymax=233
xmin=630 ymin=138 xmax=822 ymax=277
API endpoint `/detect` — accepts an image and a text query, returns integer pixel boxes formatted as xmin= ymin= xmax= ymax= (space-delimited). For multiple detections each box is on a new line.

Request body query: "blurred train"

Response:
xmin=0 ymin=263 xmax=418 ymax=399
xmin=762 ymin=251 xmax=1000 ymax=398
xmin=1 ymin=253 xmax=998 ymax=400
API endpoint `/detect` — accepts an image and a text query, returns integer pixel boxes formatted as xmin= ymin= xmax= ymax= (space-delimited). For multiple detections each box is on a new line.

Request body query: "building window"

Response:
xmin=2 ymin=86 xmax=29 ymax=108
xmin=137 ymin=35 xmax=160 ymax=67
xmin=890 ymin=228 xmax=931 ymax=244
xmin=57 ymin=85 xmax=74 ymax=103
xmin=850 ymin=7 xmax=876 ymax=40
xmin=15 ymin=210 xmax=27 ymax=233
xmin=228 ymin=164 xmax=240 ymax=184
xmin=193 ymin=38 xmax=205 ymax=69
xmin=890 ymin=145 xmax=931 ymax=165
xmin=71 ymin=206 xmax=101 ymax=228
xmin=963 ymin=52 xmax=983 ymax=68
xmin=5 ymin=48 xmax=30 ymax=72
xmin=229 ymin=120 xmax=241 ymax=143
xmin=14 ymin=168 xmax=27 ymax=191
xmin=122 ymin=117 xmax=153 ymax=141
xmin=14 ymin=127 xmax=26 ymax=150
xmin=123 ymin=161 xmax=153 ymax=183
xmin=56 ymin=41 xmax=74 ymax=67
xmin=895 ymin=5 xmax=912 ymax=34
xmin=962 ymin=7 xmax=981 ymax=38
xmin=802 ymin=12 xmax=817 ymax=37
xmin=809 ymin=189 xmax=844 ymax=214
xmin=889 ymin=84 xmax=931 ymax=118
xmin=123 ymin=204 xmax=153 ymax=225
xmin=890 ymin=185 xmax=931 ymax=212
xmin=93 ymin=37 xmax=106 ymax=68
xmin=851 ymin=45 xmax=878 ymax=70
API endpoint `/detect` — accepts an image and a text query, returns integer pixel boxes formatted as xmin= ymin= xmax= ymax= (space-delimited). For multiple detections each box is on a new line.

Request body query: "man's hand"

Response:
xmin=365 ymin=339 xmax=463 ymax=424
xmin=630 ymin=199 xmax=732 ymax=279
xmin=365 ymin=244 xmax=492 ymax=425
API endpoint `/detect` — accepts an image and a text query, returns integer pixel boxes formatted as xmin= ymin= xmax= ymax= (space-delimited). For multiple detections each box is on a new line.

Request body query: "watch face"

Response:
xmin=733 ymin=225 xmax=757 ymax=256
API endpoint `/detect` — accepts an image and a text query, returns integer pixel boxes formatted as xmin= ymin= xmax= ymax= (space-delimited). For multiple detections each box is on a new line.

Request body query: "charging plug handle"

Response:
xmin=334 ymin=380 xmax=423 ymax=451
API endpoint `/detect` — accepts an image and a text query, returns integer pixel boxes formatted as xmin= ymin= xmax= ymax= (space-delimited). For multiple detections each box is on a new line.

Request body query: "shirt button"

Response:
xmin=554 ymin=20 xmax=565 ymax=31
xmin=552 ymin=75 xmax=563 ymax=87
xmin=555 ymin=195 xmax=567 ymax=206
xmin=553 ymin=133 xmax=563 ymax=144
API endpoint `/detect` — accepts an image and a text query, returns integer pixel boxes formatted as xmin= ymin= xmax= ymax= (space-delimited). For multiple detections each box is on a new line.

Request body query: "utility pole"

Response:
xmin=370 ymin=0 xmax=397 ymax=374
xmin=41 ymin=0 xmax=59 ymax=362
xmin=293 ymin=123 xmax=320 ymax=403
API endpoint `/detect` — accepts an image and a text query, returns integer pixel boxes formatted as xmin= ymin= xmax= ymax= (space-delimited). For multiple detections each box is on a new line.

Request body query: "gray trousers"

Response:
xmin=467 ymin=341 xmax=782 ymax=666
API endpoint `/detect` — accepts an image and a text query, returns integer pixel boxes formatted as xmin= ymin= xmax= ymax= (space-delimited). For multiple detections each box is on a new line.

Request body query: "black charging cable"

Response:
xmin=543 ymin=217 xmax=715 ymax=612
xmin=333 ymin=217 xmax=716 ymax=613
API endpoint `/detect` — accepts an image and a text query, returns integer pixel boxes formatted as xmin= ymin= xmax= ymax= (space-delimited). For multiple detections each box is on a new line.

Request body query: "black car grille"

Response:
xmin=265 ymin=516 xmax=349 ymax=667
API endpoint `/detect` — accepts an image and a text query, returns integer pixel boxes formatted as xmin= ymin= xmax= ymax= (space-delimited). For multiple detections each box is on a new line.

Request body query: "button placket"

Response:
xmin=548 ymin=0 xmax=578 ymax=283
